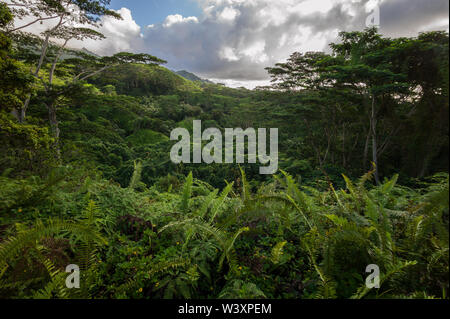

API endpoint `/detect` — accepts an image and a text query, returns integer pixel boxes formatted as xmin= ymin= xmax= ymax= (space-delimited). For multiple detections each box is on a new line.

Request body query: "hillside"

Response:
xmin=175 ymin=70 xmax=213 ymax=84
xmin=90 ymin=64 xmax=202 ymax=96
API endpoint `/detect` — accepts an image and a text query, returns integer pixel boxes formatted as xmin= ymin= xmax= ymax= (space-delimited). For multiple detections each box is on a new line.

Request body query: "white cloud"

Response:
xmin=294 ymin=0 xmax=335 ymax=15
xmin=240 ymin=41 xmax=268 ymax=63
xmin=421 ymin=18 xmax=450 ymax=33
xmin=122 ymin=0 xmax=449 ymax=87
xmin=133 ymin=0 xmax=371 ymax=83
xmin=11 ymin=0 xmax=450 ymax=89
xmin=219 ymin=47 xmax=239 ymax=62
xmin=75 ymin=8 xmax=143 ymax=55
xmin=163 ymin=14 xmax=199 ymax=27
xmin=218 ymin=7 xmax=240 ymax=21
xmin=208 ymin=78 xmax=271 ymax=89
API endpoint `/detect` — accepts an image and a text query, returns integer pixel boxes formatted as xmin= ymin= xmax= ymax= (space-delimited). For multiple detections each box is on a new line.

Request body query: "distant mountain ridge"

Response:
xmin=79 ymin=47 xmax=100 ymax=58
xmin=175 ymin=70 xmax=213 ymax=84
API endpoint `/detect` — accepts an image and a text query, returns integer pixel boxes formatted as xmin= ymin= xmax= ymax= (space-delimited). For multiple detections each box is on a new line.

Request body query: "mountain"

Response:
xmin=175 ymin=70 xmax=213 ymax=84
xmin=79 ymin=47 xmax=100 ymax=58
xmin=89 ymin=64 xmax=202 ymax=96
xmin=60 ymin=47 xmax=100 ymax=60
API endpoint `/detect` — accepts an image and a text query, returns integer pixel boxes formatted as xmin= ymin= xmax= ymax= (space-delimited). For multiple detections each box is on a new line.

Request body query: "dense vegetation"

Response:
xmin=0 ymin=1 xmax=448 ymax=299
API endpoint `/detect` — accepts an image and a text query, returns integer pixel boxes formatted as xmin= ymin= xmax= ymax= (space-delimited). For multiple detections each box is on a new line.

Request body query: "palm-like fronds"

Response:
xmin=0 ymin=218 xmax=106 ymax=264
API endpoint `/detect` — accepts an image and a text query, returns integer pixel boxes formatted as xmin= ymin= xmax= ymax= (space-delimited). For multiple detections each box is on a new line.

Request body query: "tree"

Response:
xmin=267 ymin=28 xmax=419 ymax=183
xmin=0 ymin=3 xmax=33 ymax=114
xmin=40 ymin=50 xmax=166 ymax=157
xmin=3 ymin=0 xmax=167 ymax=158
xmin=266 ymin=51 xmax=363 ymax=172
xmin=390 ymin=32 xmax=449 ymax=177
xmin=324 ymin=28 xmax=413 ymax=184
xmin=3 ymin=0 xmax=121 ymax=122
xmin=5 ymin=0 xmax=121 ymax=33
xmin=266 ymin=51 xmax=328 ymax=91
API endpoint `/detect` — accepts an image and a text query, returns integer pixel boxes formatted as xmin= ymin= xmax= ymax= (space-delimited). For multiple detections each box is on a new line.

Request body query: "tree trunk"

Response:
xmin=18 ymin=36 xmax=50 ymax=123
xmin=370 ymin=96 xmax=380 ymax=185
xmin=19 ymin=96 xmax=31 ymax=123
xmin=363 ymin=122 xmax=371 ymax=170
xmin=342 ymin=123 xmax=346 ymax=168
xmin=419 ymin=154 xmax=431 ymax=179
xmin=47 ymin=102 xmax=61 ymax=161
xmin=10 ymin=108 xmax=20 ymax=121
xmin=18 ymin=15 xmax=63 ymax=122
xmin=418 ymin=132 xmax=437 ymax=178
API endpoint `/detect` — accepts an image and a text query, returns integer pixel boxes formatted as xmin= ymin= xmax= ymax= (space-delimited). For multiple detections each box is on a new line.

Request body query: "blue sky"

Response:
xmin=109 ymin=0 xmax=202 ymax=26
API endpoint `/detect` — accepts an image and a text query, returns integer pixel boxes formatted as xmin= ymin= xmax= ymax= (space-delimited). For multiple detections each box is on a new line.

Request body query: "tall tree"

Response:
xmin=267 ymin=28 xmax=422 ymax=183
xmin=324 ymin=28 xmax=412 ymax=184
xmin=3 ymin=0 xmax=167 ymax=159
xmin=3 ymin=0 xmax=121 ymax=122
xmin=0 ymin=3 xmax=33 ymax=114
xmin=390 ymin=32 xmax=449 ymax=177
xmin=5 ymin=0 xmax=120 ymax=32
xmin=40 ymin=50 xmax=166 ymax=157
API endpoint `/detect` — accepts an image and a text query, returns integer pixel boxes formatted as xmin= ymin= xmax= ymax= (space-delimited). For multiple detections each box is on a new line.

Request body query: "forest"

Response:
xmin=0 ymin=1 xmax=448 ymax=299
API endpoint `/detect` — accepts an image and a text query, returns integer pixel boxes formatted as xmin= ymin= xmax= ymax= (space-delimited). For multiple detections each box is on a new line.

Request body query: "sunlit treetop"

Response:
xmin=4 ymin=0 xmax=121 ymax=33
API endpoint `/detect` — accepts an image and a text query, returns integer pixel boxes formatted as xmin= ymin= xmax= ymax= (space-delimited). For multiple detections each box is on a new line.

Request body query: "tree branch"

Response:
xmin=8 ymin=16 xmax=60 ymax=33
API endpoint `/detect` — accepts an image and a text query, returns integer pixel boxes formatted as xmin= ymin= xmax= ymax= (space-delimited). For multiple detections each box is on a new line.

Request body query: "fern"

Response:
xmin=0 ymin=218 xmax=106 ymax=264
xmin=209 ymin=182 xmax=234 ymax=223
xmin=32 ymin=249 xmax=69 ymax=299
xmin=116 ymin=258 xmax=189 ymax=294
xmin=270 ymin=241 xmax=287 ymax=265
xmin=128 ymin=160 xmax=143 ymax=190
xmin=351 ymin=260 xmax=418 ymax=299
xmin=180 ymin=172 xmax=193 ymax=213
xmin=218 ymin=280 xmax=266 ymax=299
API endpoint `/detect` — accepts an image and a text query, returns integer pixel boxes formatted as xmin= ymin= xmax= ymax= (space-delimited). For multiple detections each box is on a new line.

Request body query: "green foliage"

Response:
xmin=218 ymin=280 xmax=266 ymax=299
xmin=0 ymin=4 xmax=33 ymax=113
xmin=128 ymin=160 xmax=143 ymax=190
xmin=0 ymin=13 xmax=448 ymax=299
xmin=270 ymin=241 xmax=287 ymax=265
xmin=0 ymin=113 xmax=54 ymax=174
xmin=126 ymin=129 xmax=168 ymax=146
xmin=89 ymin=64 xmax=200 ymax=96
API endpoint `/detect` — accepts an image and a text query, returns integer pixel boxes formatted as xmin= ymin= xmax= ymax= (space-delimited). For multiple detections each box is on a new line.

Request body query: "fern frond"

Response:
xmin=129 ymin=160 xmax=143 ymax=190
xmin=180 ymin=172 xmax=193 ymax=213
xmin=0 ymin=219 xmax=106 ymax=265
xmin=351 ymin=260 xmax=418 ymax=299
xmin=196 ymin=189 xmax=219 ymax=219
xmin=239 ymin=167 xmax=251 ymax=202
xmin=209 ymin=182 xmax=234 ymax=223
xmin=271 ymin=241 xmax=287 ymax=265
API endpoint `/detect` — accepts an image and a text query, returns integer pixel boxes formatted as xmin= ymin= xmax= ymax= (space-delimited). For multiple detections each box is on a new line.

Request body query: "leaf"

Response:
xmin=271 ymin=241 xmax=287 ymax=264
xmin=381 ymin=174 xmax=399 ymax=195
xmin=209 ymin=182 xmax=234 ymax=223
xmin=180 ymin=172 xmax=193 ymax=213
xmin=325 ymin=214 xmax=348 ymax=227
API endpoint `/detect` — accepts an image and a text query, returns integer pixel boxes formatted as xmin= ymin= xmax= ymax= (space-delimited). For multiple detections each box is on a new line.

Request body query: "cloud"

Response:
xmin=72 ymin=8 xmax=144 ymax=55
xmin=135 ymin=0 xmax=447 ymax=86
xmin=379 ymin=0 xmax=449 ymax=36
xmin=135 ymin=0 xmax=371 ymax=82
xmin=163 ymin=14 xmax=199 ymax=27
xmin=218 ymin=7 xmax=240 ymax=22
xmin=12 ymin=0 xmax=450 ymax=88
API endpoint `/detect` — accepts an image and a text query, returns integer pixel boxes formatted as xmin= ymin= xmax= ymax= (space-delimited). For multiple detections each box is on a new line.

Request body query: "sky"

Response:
xmin=12 ymin=0 xmax=450 ymax=88
xmin=108 ymin=0 xmax=202 ymax=27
